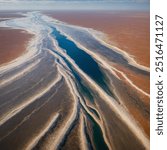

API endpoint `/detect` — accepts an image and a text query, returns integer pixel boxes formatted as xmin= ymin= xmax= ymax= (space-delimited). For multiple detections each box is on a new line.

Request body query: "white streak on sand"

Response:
xmin=89 ymin=28 xmax=150 ymax=72
xmin=0 ymin=74 xmax=62 ymax=126
xmin=0 ymin=83 xmax=61 ymax=142
xmin=0 ymin=59 xmax=40 ymax=87
xmin=80 ymin=114 xmax=89 ymax=150
xmin=44 ymin=65 xmax=79 ymax=150
xmin=0 ymin=70 xmax=53 ymax=110
xmin=25 ymin=113 xmax=59 ymax=150
xmin=111 ymin=66 xmax=150 ymax=97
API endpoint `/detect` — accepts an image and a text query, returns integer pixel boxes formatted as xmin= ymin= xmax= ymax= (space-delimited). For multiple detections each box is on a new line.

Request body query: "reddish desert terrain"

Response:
xmin=0 ymin=29 xmax=32 ymax=65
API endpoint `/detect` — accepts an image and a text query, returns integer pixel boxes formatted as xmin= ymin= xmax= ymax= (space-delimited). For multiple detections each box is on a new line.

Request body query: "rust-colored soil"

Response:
xmin=0 ymin=29 xmax=32 ymax=65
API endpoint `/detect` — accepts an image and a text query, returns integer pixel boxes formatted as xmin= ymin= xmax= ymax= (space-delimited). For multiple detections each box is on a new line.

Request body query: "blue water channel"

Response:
xmin=51 ymin=27 xmax=113 ymax=96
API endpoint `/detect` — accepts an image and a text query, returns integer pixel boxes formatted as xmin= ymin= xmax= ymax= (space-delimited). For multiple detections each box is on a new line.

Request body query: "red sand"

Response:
xmin=0 ymin=29 xmax=32 ymax=65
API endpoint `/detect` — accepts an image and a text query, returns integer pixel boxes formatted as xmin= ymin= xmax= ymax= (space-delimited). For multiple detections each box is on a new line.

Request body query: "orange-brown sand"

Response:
xmin=0 ymin=29 xmax=32 ymax=65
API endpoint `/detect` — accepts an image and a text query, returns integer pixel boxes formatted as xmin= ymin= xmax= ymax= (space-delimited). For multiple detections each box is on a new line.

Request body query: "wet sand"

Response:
xmin=0 ymin=29 xmax=33 ymax=65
